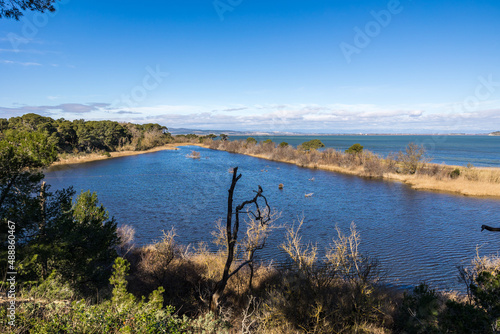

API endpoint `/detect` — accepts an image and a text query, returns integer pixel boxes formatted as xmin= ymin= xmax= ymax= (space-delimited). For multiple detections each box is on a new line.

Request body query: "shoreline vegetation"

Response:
xmin=194 ymin=139 xmax=500 ymax=198
xmin=3 ymin=115 xmax=500 ymax=332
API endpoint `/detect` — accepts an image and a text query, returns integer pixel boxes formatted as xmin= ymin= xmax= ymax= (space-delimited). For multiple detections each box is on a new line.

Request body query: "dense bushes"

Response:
xmin=0 ymin=113 xmax=172 ymax=154
xmin=3 ymin=214 xmax=500 ymax=333
xmin=0 ymin=258 xmax=227 ymax=333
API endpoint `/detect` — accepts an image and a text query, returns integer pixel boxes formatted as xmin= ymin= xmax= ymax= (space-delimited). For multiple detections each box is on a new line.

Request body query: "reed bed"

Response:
xmin=204 ymin=139 xmax=500 ymax=197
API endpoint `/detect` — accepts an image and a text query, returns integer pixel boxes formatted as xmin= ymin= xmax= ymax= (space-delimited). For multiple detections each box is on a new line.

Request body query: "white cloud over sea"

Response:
xmin=1 ymin=101 xmax=499 ymax=133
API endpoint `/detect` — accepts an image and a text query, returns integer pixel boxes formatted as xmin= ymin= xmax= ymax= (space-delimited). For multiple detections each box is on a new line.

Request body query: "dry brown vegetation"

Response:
xmin=111 ymin=220 xmax=404 ymax=333
xmin=205 ymin=139 xmax=500 ymax=197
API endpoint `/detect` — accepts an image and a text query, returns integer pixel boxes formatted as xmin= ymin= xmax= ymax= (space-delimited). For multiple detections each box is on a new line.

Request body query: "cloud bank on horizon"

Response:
xmin=1 ymin=0 xmax=500 ymax=133
xmin=1 ymin=101 xmax=499 ymax=134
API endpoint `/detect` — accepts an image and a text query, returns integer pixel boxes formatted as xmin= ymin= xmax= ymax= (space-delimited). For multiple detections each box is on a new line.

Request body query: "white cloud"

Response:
xmin=0 ymin=59 xmax=41 ymax=66
xmin=1 ymin=102 xmax=498 ymax=133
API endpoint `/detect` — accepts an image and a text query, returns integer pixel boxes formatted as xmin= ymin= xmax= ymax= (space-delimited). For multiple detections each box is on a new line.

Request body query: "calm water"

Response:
xmin=45 ymin=146 xmax=500 ymax=291
xmin=231 ymin=135 xmax=500 ymax=167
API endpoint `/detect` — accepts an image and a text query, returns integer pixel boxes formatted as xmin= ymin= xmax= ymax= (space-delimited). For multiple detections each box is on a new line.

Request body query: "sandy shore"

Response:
xmin=51 ymin=143 xmax=198 ymax=167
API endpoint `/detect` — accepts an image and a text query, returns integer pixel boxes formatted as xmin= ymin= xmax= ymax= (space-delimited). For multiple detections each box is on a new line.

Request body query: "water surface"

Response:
xmin=46 ymin=146 xmax=500 ymax=291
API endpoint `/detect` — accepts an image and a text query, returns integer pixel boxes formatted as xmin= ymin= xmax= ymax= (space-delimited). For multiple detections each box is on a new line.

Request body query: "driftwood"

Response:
xmin=481 ymin=225 xmax=500 ymax=232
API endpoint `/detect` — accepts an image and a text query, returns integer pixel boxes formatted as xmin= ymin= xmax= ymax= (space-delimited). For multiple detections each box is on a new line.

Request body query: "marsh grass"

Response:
xmin=207 ymin=139 xmax=500 ymax=197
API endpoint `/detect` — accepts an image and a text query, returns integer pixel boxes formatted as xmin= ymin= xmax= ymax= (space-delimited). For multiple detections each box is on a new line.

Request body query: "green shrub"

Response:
xmin=439 ymin=300 xmax=490 ymax=333
xmin=471 ymin=268 xmax=500 ymax=323
xmin=246 ymin=137 xmax=257 ymax=145
xmin=301 ymin=139 xmax=325 ymax=151
xmin=450 ymin=168 xmax=461 ymax=179
xmin=396 ymin=283 xmax=442 ymax=332
xmin=279 ymin=142 xmax=289 ymax=147
xmin=346 ymin=143 xmax=364 ymax=154
xmin=263 ymin=139 xmax=273 ymax=144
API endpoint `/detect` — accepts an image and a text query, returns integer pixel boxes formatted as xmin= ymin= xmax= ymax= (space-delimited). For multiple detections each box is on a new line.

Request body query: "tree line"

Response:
xmin=0 ymin=113 xmax=172 ymax=154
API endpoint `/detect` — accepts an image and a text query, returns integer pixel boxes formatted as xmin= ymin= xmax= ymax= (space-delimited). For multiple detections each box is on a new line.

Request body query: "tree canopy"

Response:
xmin=0 ymin=0 xmax=58 ymax=20
xmin=346 ymin=143 xmax=364 ymax=154
xmin=301 ymin=139 xmax=325 ymax=151
xmin=1 ymin=113 xmax=172 ymax=154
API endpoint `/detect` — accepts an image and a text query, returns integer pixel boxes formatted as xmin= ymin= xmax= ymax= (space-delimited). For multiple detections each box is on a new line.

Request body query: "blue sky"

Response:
xmin=1 ymin=0 xmax=500 ymax=133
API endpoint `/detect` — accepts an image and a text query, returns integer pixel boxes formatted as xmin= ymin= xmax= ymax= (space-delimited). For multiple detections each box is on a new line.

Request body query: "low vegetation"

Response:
xmin=3 ymin=215 xmax=500 ymax=333
xmin=205 ymin=138 xmax=500 ymax=197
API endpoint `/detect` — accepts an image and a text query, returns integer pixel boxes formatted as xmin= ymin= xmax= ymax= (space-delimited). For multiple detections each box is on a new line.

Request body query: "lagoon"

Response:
xmin=45 ymin=145 xmax=500 ymax=291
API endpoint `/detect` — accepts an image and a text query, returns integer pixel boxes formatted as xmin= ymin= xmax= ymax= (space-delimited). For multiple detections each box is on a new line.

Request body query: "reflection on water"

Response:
xmin=46 ymin=146 xmax=500 ymax=291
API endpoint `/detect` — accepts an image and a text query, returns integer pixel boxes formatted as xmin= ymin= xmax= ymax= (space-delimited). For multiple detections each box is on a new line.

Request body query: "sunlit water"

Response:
xmin=231 ymin=135 xmax=500 ymax=167
xmin=45 ymin=146 xmax=500 ymax=291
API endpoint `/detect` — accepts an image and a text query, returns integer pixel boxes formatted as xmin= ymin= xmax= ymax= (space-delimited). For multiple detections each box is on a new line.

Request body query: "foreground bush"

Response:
xmin=0 ymin=257 xmax=228 ymax=333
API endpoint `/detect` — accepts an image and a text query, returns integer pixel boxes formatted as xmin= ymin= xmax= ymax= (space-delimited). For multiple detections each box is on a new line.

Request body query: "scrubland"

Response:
xmin=3 ymin=221 xmax=500 ymax=333
xmin=205 ymin=139 xmax=500 ymax=197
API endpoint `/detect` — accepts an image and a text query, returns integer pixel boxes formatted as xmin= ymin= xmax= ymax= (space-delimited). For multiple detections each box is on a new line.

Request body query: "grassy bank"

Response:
xmin=201 ymin=139 xmax=500 ymax=198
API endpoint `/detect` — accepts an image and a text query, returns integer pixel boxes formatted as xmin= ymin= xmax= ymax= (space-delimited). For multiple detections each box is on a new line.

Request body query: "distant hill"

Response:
xmin=489 ymin=131 xmax=500 ymax=136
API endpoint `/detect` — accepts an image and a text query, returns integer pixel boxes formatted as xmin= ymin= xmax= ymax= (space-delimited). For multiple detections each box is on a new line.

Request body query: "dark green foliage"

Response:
xmin=346 ymin=143 xmax=364 ymax=154
xmin=301 ymin=139 xmax=325 ymax=151
xmin=246 ymin=137 xmax=257 ymax=145
xmin=450 ymin=168 xmax=461 ymax=179
xmin=279 ymin=141 xmax=289 ymax=147
xmin=51 ymin=191 xmax=118 ymax=293
xmin=74 ymin=120 xmax=128 ymax=152
xmin=396 ymin=279 xmax=498 ymax=333
xmin=0 ymin=0 xmax=57 ymax=20
xmin=471 ymin=268 xmax=500 ymax=324
xmin=0 ymin=118 xmax=8 ymax=131
xmin=0 ymin=130 xmax=58 ymax=239
xmin=1 ymin=113 xmax=171 ymax=154
xmin=0 ymin=259 xmax=227 ymax=333
xmin=219 ymin=133 xmax=229 ymax=141
xmin=397 ymin=283 xmax=441 ymax=333
xmin=439 ymin=300 xmax=490 ymax=333
xmin=263 ymin=139 xmax=273 ymax=144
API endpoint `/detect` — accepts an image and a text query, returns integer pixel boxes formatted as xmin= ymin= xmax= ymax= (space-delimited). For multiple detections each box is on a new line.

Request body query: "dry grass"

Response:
xmin=207 ymin=140 xmax=500 ymax=198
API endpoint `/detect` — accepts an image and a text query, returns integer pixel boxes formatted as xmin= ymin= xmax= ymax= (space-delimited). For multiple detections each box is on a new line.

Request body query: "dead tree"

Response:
xmin=481 ymin=225 xmax=500 ymax=232
xmin=209 ymin=167 xmax=271 ymax=313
